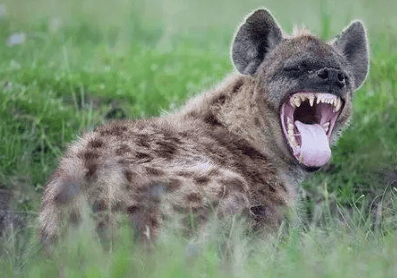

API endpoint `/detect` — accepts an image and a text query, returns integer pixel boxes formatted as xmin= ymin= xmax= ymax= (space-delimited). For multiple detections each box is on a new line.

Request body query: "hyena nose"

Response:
xmin=317 ymin=68 xmax=346 ymax=88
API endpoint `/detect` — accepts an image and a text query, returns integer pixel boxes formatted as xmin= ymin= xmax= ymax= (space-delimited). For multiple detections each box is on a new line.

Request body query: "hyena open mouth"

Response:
xmin=280 ymin=92 xmax=344 ymax=168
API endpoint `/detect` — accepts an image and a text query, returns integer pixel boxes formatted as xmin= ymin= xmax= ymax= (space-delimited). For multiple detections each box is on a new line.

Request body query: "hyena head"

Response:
xmin=232 ymin=9 xmax=368 ymax=171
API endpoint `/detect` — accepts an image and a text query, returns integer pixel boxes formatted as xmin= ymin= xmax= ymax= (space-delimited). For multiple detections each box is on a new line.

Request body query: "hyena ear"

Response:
xmin=332 ymin=21 xmax=369 ymax=89
xmin=232 ymin=9 xmax=283 ymax=75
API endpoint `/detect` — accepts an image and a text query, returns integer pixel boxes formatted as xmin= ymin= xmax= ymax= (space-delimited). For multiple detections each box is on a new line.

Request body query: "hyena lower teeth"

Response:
xmin=323 ymin=122 xmax=330 ymax=133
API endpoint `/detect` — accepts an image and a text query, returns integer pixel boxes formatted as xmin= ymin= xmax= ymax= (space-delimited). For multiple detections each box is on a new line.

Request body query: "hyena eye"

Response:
xmin=301 ymin=61 xmax=309 ymax=68
xmin=284 ymin=62 xmax=312 ymax=76
xmin=284 ymin=65 xmax=302 ymax=77
xmin=284 ymin=65 xmax=301 ymax=72
xmin=300 ymin=62 xmax=313 ymax=74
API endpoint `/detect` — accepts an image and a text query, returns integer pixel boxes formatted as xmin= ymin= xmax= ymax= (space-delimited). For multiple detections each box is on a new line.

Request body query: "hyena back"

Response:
xmin=40 ymin=9 xmax=369 ymax=243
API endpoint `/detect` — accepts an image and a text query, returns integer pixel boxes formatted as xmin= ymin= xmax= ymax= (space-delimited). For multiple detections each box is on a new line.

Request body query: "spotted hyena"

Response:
xmin=40 ymin=9 xmax=369 ymax=243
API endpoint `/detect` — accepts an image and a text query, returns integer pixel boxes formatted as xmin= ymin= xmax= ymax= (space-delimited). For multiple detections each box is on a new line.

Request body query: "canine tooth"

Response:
xmin=334 ymin=98 xmax=342 ymax=112
xmin=331 ymin=98 xmax=337 ymax=112
xmin=309 ymin=95 xmax=315 ymax=106
xmin=291 ymin=97 xmax=297 ymax=107
xmin=295 ymin=96 xmax=302 ymax=107
xmin=316 ymin=95 xmax=322 ymax=104
xmin=290 ymin=95 xmax=300 ymax=108
xmin=332 ymin=96 xmax=338 ymax=106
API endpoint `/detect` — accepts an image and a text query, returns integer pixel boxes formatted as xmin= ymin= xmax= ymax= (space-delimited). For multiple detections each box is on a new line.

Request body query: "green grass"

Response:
xmin=0 ymin=0 xmax=397 ymax=277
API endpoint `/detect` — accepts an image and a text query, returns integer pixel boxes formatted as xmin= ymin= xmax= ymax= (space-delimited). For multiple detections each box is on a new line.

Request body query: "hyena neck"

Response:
xmin=182 ymin=74 xmax=280 ymax=161
xmin=181 ymin=75 xmax=260 ymax=142
xmin=215 ymin=78 xmax=268 ymax=150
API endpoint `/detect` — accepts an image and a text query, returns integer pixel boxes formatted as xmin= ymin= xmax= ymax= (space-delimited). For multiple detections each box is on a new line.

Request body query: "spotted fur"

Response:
xmin=39 ymin=9 xmax=369 ymax=243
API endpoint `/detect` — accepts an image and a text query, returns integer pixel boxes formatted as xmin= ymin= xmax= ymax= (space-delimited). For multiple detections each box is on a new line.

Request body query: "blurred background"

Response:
xmin=3 ymin=0 xmax=397 ymax=49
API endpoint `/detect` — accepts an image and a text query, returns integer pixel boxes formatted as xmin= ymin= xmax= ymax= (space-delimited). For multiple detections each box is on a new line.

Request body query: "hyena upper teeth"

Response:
xmin=291 ymin=93 xmax=340 ymax=111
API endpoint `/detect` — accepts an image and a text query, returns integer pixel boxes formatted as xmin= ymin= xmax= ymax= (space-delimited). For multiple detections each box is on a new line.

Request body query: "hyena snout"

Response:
xmin=315 ymin=68 xmax=347 ymax=89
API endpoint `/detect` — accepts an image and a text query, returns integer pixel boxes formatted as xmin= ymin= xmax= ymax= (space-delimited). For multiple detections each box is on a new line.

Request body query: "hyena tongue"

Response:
xmin=295 ymin=121 xmax=331 ymax=167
